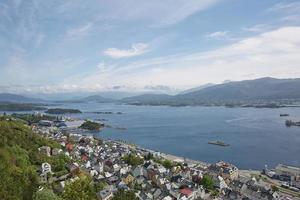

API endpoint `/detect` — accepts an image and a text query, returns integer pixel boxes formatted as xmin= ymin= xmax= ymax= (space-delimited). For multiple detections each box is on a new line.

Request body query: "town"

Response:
xmin=20 ymin=113 xmax=300 ymax=200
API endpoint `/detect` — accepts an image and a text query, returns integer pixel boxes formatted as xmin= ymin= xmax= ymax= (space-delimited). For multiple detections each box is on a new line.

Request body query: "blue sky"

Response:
xmin=1 ymin=0 xmax=300 ymax=94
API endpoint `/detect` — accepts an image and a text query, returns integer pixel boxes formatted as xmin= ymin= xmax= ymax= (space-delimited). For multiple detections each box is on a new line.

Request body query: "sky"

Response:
xmin=1 ymin=0 xmax=300 ymax=94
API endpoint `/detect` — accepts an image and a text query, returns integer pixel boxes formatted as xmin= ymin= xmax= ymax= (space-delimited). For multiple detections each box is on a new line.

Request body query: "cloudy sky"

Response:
xmin=1 ymin=0 xmax=300 ymax=94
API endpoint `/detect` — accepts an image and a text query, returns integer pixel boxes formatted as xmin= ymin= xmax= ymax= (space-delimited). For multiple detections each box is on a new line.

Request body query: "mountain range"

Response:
xmin=121 ymin=77 xmax=300 ymax=106
xmin=2 ymin=78 xmax=300 ymax=106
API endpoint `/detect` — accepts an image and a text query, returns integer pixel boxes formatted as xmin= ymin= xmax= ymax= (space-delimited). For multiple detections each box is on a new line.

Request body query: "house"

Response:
xmin=96 ymin=188 xmax=113 ymax=200
xmin=65 ymin=143 xmax=73 ymax=152
xmin=112 ymin=164 xmax=121 ymax=172
xmin=52 ymin=148 xmax=62 ymax=156
xmin=38 ymin=146 xmax=51 ymax=156
xmin=39 ymin=120 xmax=52 ymax=127
xmin=90 ymin=169 xmax=99 ymax=177
xmin=41 ymin=162 xmax=52 ymax=174
xmin=120 ymin=166 xmax=130 ymax=175
xmin=40 ymin=163 xmax=52 ymax=184
xmin=209 ymin=161 xmax=239 ymax=180
xmin=133 ymin=166 xmax=148 ymax=178
xmin=213 ymin=175 xmax=228 ymax=190
xmin=107 ymin=176 xmax=119 ymax=184
xmin=162 ymin=196 xmax=173 ymax=200
xmin=179 ymin=188 xmax=198 ymax=200
xmin=122 ymin=174 xmax=134 ymax=185
xmin=94 ymin=162 xmax=104 ymax=173
xmin=67 ymin=162 xmax=80 ymax=175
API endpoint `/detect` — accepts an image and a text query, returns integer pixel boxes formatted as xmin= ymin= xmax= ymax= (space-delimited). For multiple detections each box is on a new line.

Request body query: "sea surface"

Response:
xmin=46 ymin=103 xmax=300 ymax=169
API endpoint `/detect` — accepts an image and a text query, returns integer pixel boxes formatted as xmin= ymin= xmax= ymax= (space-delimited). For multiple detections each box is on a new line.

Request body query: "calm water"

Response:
xmin=52 ymin=103 xmax=300 ymax=170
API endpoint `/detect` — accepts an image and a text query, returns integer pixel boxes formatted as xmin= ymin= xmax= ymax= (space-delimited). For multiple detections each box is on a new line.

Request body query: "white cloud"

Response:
xmin=268 ymin=1 xmax=300 ymax=13
xmin=242 ymin=24 xmax=270 ymax=32
xmin=206 ymin=31 xmax=228 ymax=38
xmin=103 ymin=43 xmax=149 ymax=59
xmin=74 ymin=26 xmax=300 ymax=90
xmin=65 ymin=22 xmax=93 ymax=39
xmin=99 ymin=0 xmax=221 ymax=26
xmin=280 ymin=14 xmax=300 ymax=22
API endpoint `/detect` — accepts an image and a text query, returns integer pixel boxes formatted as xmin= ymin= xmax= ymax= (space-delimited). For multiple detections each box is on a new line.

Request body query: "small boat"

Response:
xmin=280 ymin=114 xmax=289 ymax=117
xmin=208 ymin=140 xmax=230 ymax=147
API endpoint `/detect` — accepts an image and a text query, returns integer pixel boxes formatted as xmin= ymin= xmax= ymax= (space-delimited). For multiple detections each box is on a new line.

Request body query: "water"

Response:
xmin=50 ymin=103 xmax=300 ymax=169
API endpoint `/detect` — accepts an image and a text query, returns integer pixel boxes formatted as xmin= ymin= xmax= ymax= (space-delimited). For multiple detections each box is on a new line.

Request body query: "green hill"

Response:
xmin=0 ymin=118 xmax=68 ymax=200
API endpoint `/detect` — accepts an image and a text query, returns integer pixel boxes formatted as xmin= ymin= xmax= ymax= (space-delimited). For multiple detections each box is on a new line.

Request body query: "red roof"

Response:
xmin=180 ymin=188 xmax=193 ymax=196
xmin=82 ymin=155 xmax=88 ymax=161
xmin=66 ymin=143 xmax=73 ymax=151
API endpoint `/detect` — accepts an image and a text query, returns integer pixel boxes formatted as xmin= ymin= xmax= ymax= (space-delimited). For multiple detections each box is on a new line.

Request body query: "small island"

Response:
xmin=45 ymin=108 xmax=82 ymax=114
xmin=79 ymin=120 xmax=103 ymax=131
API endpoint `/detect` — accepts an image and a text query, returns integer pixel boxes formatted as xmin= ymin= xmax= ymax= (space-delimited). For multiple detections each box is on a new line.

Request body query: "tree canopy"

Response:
xmin=33 ymin=189 xmax=62 ymax=200
xmin=112 ymin=189 xmax=137 ymax=200
xmin=63 ymin=176 xmax=96 ymax=200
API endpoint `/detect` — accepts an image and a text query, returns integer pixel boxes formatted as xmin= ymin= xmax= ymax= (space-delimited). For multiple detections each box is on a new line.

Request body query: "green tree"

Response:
xmin=201 ymin=175 xmax=214 ymax=191
xmin=122 ymin=154 xmax=144 ymax=166
xmin=94 ymin=181 xmax=107 ymax=192
xmin=33 ymin=189 xmax=62 ymax=200
xmin=112 ymin=189 xmax=137 ymax=200
xmin=162 ymin=160 xmax=173 ymax=169
xmin=63 ymin=176 xmax=96 ymax=200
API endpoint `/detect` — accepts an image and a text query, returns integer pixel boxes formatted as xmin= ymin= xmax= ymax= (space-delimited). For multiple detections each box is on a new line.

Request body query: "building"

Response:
xmin=209 ymin=161 xmax=239 ymax=180
xmin=38 ymin=120 xmax=52 ymax=127
xmin=38 ymin=146 xmax=51 ymax=156
xmin=275 ymin=164 xmax=300 ymax=181
xmin=96 ymin=188 xmax=113 ymax=200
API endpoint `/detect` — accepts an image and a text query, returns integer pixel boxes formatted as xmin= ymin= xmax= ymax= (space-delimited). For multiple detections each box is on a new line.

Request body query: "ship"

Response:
xmin=280 ymin=114 xmax=289 ymax=117
xmin=285 ymin=120 xmax=300 ymax=127
xmin=208 ymin=140 xmax=230 ymax=147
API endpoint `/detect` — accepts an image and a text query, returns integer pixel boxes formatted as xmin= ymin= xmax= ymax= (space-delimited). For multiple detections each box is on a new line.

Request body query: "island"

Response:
xmin=79 ymin=120 xmax=103 ymax=131
xmin=45 ymin=108 xmax=82 ymax=114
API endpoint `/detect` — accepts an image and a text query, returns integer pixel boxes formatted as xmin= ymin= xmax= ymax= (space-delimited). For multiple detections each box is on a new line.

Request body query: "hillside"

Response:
xmin=178 ymin=77 xmax=300 ymax=101
xmin=121 ymin=78 xmax=300 ymax=106
xmin=0 ymin=118 xmax=69 ymax=200
xmin=0 ymin=93 xmax=44 ymax=103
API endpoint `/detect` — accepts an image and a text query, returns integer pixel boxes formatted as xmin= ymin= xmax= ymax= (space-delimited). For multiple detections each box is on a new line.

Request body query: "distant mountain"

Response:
xmin=179 ymin=83 xmax=215 ymax=94
xmin=121 ymin=94 xmax=173 ymax=105
xmin=59 ymin=95 xmax=115 ymax=103
xmin=0 ymin=93 xmax=44 ymax=103
xmin=79 ymin=95 xmax=114 ymax=103
xmin=121 ymin=78 xmax=300 ymax=106
xmin=178 ymin=77 xmax=300 ymax=101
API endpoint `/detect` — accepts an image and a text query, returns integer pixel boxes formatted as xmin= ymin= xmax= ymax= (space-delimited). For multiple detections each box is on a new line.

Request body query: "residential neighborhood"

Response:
xmin=31 ymin=116 xmax=300 ymax=200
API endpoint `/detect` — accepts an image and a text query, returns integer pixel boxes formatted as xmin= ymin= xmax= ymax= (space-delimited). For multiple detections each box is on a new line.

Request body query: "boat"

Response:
xmin=280 ymin=114 xmax=289 ymax=117
xmin=285 ymin=120 xmax=300 ymax=127
xmin=208 ymin=140 xmax=230 ymax=147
